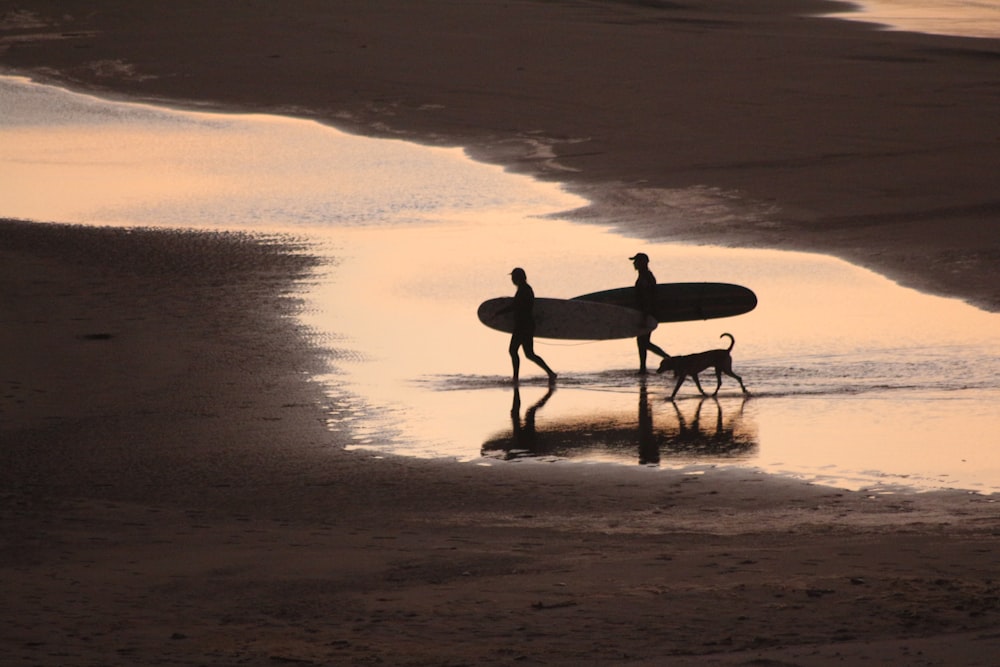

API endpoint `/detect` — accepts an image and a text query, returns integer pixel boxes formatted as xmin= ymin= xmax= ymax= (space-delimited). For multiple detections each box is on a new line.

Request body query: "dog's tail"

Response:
xmin=720 ymin=332 xmax=735 ymax=351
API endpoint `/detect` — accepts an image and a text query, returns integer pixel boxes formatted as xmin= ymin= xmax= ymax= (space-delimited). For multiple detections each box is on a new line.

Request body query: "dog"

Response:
xmin=656 ymin=333 xmax=748 ymax=400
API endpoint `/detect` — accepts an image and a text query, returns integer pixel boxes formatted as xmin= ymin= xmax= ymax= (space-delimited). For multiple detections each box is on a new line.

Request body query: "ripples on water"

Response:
xmin=2 ymin=75 xmax=999 ymax=493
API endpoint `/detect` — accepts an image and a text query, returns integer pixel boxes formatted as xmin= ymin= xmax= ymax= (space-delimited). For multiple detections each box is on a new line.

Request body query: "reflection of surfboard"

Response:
xmin=477 ymin=297 xmax=657 ymax=340
xmin=572 ymin=282 xmax=757 ymax=323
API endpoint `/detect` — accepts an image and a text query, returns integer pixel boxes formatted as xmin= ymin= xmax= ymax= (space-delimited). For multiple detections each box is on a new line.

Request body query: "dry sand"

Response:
xmin=2 ymin=2 xmax=1000 ymax=665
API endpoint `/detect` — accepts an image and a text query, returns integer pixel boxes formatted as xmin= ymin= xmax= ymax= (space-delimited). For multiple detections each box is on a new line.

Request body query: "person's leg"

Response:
xmin=508 ymin=335 xmax=521 ymax=382
xmin=637 ymin=333 xmax=667 ymax=373
xmin=523 ymin=336 xmax=556 ymax=382
xmin=637 ymin=335 xmax=650 ymax=373
xmin=646 ymin=339 xmax=668 ymax=360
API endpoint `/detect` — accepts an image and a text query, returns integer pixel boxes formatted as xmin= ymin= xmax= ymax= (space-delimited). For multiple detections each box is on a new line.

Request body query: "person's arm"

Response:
xmin=497 ymin=286 xmax=530 ymax=316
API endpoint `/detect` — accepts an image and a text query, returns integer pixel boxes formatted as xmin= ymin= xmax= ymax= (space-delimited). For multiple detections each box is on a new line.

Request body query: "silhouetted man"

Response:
xmin=498 ymin=267 xmax=557 ymax=384
xmin=631 ymin=252 xmax=668 ymax=373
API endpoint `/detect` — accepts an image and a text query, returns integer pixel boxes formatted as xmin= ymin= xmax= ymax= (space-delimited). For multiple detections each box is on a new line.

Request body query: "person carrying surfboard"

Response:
xmin=497 ymin=268 xmax=557 ymax=384
xmin=630 ymin=252 xmax=669 ymax=374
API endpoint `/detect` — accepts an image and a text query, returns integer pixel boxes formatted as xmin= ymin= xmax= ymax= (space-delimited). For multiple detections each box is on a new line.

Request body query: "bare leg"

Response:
xmin=523 ymin=337 xmax=556 ymax=382
xmin=508 ymin=336 xmax=521 ymax=383
xmin=646 ymin=340 xmax=668 ymax=359
xmin=637 ymin=334 xmax=667 ymax=373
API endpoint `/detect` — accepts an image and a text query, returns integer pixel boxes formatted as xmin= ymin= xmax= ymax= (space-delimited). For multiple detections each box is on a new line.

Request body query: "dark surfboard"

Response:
xmin=573 ymin=282 xmax=757 ymax=323
xmin=478 ymin=297 xmax=657 ymax=340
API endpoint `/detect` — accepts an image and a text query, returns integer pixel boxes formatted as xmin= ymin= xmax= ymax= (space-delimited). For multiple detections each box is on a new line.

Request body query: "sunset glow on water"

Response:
xmin=828 ymin=0 xmax=1000 ymax=39
xmin=3 ymin=75 xmax=999 ymax=493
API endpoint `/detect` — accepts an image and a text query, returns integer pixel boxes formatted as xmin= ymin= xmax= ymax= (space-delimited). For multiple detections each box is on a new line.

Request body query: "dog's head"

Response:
xmin=655 ymin=356 xmax=675 ymax=374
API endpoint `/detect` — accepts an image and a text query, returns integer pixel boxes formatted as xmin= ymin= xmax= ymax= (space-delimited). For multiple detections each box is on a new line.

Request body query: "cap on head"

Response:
xmin=629 ymin=252 xmax=649 ymax=264
xmin=510 ymin=267 xmax=527 ymax=281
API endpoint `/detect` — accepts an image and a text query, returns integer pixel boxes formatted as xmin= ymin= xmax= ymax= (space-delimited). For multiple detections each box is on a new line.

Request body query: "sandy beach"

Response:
xmin=3 ymin=1 xmax=1000 ymax=665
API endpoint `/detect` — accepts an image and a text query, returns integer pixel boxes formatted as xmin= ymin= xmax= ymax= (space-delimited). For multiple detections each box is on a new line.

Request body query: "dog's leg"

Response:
xmin=711 ymin=367 xmax=723 ymax=396
xmin=670 ymin=374 xmax=686 ymax=400
xmin=727 ymin=370 xmax=748 ymax=394
xmin=692 ymin=373 xmax=708 ymax=396
xmin=720 ymin=359 xmax=748 ymax=394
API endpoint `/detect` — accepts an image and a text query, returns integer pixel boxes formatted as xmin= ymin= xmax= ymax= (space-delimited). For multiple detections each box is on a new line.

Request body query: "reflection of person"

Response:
xmin=637 ymin=378 xmax=660 ymax=466
xmin=630 ymin=252 xmax=668 ymax=374
xmin=497 ymin=267 xmax=557 ymax=384
xmin=510 ymin=384 xmax=555 ymax=452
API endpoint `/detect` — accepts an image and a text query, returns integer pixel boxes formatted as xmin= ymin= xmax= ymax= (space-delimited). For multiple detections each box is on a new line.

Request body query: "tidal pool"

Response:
xmin=2 ymin=75 xmax=998 ymax=493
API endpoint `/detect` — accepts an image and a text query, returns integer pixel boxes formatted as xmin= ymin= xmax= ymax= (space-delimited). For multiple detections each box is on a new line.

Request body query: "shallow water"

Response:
xmin=828 ymin=0 xmax=1000 ymax=39
xmin=2 ymin=75 xmax=999 ymax=494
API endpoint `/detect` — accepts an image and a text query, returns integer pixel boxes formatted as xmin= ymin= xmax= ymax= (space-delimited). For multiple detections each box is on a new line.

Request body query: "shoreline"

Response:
xmin=2 ymin=0 xmax=999 ymax=310
xmin=4 ymin=2 xmax=1000 ymax=664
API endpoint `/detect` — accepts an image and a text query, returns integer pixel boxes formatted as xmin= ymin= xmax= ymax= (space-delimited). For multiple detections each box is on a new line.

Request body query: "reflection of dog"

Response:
xmin=657 ymin=333 xmax=748 ymax=400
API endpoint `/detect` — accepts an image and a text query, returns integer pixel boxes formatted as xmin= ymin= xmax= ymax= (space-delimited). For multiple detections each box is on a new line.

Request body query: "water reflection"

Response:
xmin=667 ymin=397 xmax=756 ymax=459
xmin=4 ymin=74 xmax=1000 ymax=493
xmin=638 ymin=382 xmax=658 ymax=465
xmin=482 ymin=380 xmax=757 ymax=464
xmin=506 ymin=384 xmax=556 ymax=454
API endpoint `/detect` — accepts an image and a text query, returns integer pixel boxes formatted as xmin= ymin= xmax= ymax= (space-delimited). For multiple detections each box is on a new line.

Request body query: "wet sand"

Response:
xmin=3 ymin=1 xmax=1000 ymax=665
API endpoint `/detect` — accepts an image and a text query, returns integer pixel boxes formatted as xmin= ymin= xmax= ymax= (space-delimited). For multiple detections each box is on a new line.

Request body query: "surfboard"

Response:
xmin=477 ymin=297 xmax=658 ymax=340
xmin=572 ymin=282 xmax=757 ymax=323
